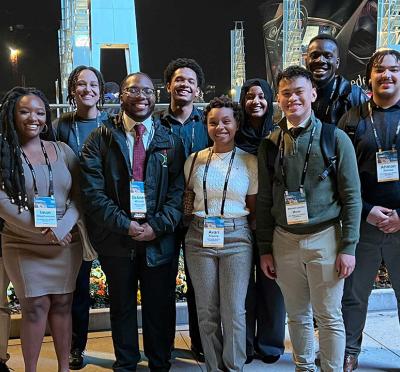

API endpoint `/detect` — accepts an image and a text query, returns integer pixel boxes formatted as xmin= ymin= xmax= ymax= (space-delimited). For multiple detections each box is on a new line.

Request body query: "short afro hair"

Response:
xmin=119 ymin=72 xmax=154 ymax=96
xmin=163 ymin=58 xmax=205 ymax=88
xmin=307 ymin=33 xmax=339 ymax=51
xmin=204 ymin=95 xmax=242 ymax=129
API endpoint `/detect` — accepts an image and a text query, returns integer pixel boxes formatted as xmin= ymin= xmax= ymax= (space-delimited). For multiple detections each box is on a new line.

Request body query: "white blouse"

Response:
xmin=184 ymin=147 xmax=258 ymax=218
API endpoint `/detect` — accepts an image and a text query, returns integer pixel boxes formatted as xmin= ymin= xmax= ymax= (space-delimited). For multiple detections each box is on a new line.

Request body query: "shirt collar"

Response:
xmin=122 ymin=112 xmax=153 ymax=133
xmin=286 ymin=116 xmax=311 ymax=130
xmin=163 ymin=105 xmax=201 ymax=125
xmin=371 ymin=99 xmax=400 ymax=111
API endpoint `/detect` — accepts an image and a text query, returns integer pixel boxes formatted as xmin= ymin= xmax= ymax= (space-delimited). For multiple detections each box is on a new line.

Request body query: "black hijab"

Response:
xmin=235 ymin=78 xmax=274 ymax=155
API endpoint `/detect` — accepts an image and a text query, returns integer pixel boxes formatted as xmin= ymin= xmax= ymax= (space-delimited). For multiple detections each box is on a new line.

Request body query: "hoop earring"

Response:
xmin=41 ymin=124 xmax=48 ymax=134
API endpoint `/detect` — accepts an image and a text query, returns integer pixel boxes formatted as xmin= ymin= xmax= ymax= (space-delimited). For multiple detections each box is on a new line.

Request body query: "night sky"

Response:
xmin=0 ymin=1 xmax=267 ymax=102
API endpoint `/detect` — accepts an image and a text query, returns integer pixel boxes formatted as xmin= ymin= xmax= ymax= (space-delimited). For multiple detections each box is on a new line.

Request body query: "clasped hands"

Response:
xmin=41 ymin=228 xmax=72 ymax=246
xmin=367 ymin=206 xmax=400 ymax=234
xmin=128 ymin=221 xmax=156 ymax=241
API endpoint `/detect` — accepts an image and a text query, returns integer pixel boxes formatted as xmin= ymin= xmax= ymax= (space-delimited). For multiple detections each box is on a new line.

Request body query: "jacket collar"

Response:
xmin=149 ymin=118 xmax=175 ymax=151
xmin=111 ymin=114 xmax=173 ymax=151
xmin=336 ymin=75 xmax=353 ymax=98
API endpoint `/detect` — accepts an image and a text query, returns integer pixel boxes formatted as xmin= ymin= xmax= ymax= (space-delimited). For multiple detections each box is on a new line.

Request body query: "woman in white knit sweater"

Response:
xmin=184 ymin=95 xmax=257 ymax=372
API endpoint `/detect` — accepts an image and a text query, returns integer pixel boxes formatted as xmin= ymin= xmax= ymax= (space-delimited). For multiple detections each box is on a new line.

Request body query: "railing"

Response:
xmin=49 ymin=102 xmax=282 ymax=122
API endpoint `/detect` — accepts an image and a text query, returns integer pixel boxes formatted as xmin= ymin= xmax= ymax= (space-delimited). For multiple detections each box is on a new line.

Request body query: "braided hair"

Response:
xmin=0 ymin=86 xmax=55 ymax=212
xmin=66 ymin=65 xmax=105 ymax=108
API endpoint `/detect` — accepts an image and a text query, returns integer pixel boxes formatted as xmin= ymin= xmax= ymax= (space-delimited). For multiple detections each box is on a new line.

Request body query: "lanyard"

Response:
xmin=279 ymin=126 xmax=316 ymax=192
xmin=316 ymin=76 xmax=337 ymax=118
xmin=369 ymin=102 xmax=400 ymax=152
xmin=21 ymin=141 xmax=54 ymax=196
xmin=203 ymin=147 xmax=236 ymax=217
xmin=73 ymin=112 xmax=102 ymax=155
xmin=325 ymin=76 xmax=338 ymax=117
xmin=191 ymin=123 xmax=195 ymax=152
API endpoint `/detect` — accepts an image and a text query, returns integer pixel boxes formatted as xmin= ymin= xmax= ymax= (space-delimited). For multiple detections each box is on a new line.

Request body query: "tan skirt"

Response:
xmin=2 ymin=233 xmax=82 ymax=298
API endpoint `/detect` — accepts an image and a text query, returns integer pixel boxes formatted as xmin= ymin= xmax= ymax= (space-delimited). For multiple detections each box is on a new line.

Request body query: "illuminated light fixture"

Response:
xmin=9 ymin=47 xmax=19 ymax=64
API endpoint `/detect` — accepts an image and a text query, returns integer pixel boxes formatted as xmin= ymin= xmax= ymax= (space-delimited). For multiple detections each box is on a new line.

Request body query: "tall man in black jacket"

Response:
xmin=80 ymin=72 xmax=185 ymax=372
xmin=339 ymin=48 xmax=400 ymax=372
xmin=306 ymin=33 xmax=368 ymax=125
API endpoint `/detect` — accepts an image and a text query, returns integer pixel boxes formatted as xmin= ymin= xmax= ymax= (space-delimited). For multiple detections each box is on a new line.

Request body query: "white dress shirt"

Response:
xmin=122 ymin=112 xmax=154 ymax=167
xmin=286 ymin=116 xmax=311 ymax=130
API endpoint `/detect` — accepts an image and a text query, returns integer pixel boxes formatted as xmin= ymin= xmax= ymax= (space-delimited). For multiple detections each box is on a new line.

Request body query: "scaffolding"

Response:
xmin=58 ymin=0 xmax=91 ymax=101
xmin=377 ymin=0 xmax=400 ymax=50
xmin=58 ymin=0 xmax=73 ymax=100
xmin=230 ymin=21 xmax=246 ymax=101
xmin=58 ymin=0 xmax=140 ymax=102
xmin=282 ymin=0 xmax=303 ymax=69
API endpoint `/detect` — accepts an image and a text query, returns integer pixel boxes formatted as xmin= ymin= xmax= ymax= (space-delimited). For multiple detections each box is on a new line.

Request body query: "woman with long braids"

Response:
xmin=0 ymin=87 xmax=82 ymax=372
xmin=52 ymin=65 xmax=109 ymax=370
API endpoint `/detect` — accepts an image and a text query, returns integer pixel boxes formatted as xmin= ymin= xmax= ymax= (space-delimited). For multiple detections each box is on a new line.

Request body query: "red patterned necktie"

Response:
xmin=132 ymin=123 xmax=146 ymax=181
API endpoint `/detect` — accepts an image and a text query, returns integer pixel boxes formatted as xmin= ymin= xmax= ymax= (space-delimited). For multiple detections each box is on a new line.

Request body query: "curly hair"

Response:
xmin=366 ymin=48 xmax=400 ymax=89
xmin=277 ymin=65 xmax=315 ymax=89
xmin=204 ymin=95 xmax=243 ymax=128
xmin=0 ymin=87 xmax=55 ymax=212
xmin=163 ymin=58 xmax=205 ymax=88
xmin=67 ymin=65 xmax=105 ymax=107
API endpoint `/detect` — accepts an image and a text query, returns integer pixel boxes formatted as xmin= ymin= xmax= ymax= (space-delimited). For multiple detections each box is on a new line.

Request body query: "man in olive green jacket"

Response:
xmin=257 ymin=66 xmax=361 ymax=372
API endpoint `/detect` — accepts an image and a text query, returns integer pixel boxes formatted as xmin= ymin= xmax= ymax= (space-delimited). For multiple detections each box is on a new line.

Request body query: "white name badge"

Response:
xmin=130 ymin=180 xmax=147 ymax=219
xmin=34 ymin=196 xmax=57 ymax=227
xmin=203 ymin=216 xmax=224 ymax=248
xmin=376 ymin=150 xmax=399 ymax=183
xmin=284 ymin=191 xmax=309 ymax=225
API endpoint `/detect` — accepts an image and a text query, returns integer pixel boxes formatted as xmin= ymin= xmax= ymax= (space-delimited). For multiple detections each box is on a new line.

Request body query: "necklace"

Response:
xmin=214 ymin=150 xmax=233 ymax=161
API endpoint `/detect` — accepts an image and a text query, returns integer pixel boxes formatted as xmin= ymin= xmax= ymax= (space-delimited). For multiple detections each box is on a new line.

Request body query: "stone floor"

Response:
xmin=6 ymin=310 xmax=400 ymax=371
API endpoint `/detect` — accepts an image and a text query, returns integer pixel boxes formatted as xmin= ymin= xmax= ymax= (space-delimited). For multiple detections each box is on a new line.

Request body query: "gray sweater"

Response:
xmin=257 ymin=113 xmax=361 ymax=255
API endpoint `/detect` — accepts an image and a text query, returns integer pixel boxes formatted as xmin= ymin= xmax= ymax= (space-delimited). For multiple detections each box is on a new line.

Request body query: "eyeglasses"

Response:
xmin=123 ymin=86 xmax=155 ymax=97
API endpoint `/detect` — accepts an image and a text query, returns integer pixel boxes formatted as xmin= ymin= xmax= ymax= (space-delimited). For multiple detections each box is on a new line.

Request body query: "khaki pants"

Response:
xmin=273 ymin=225 xmax=345 ymax=372
xmin=0 ymin=257 xmax=10 ymax=362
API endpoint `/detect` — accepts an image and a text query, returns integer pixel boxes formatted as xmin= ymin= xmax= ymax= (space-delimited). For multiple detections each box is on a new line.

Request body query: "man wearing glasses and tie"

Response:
xmin=80 ymin=72 xmax=185 ymax=372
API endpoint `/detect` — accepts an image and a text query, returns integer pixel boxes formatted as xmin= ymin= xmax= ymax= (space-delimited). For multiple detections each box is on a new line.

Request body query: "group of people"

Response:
xmin=0 ymin=32 xmax=398 ymax=372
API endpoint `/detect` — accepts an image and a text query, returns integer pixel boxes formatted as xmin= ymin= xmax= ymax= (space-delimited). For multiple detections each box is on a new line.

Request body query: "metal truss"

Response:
xmin=282 ymin=0 xmax=303 ymax=69
xmin=377 ymin=0 xmax=400 ymax=50
xmin=231 ymin=21 xmax=246 ymax=100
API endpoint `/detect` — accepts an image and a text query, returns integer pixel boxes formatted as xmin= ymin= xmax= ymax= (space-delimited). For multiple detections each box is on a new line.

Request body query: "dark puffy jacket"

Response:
xmin=313 ymin=75 xmax=369 ymax=125
xmin=80 ymin=114 xmax=185 ymax=266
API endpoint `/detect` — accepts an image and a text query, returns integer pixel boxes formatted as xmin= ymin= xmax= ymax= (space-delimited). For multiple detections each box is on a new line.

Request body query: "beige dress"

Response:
xmin=0 ymin=142 xmax=82 ymax=298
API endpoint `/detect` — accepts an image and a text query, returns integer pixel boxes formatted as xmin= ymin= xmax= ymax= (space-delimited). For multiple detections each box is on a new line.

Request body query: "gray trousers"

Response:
xmin=342 ymin=221 xmax=400 ymax=356
xmin=185 ymin=216 xmax=252 ymax=372
xmin=0 ymin=257 xmax=10 ymax=362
